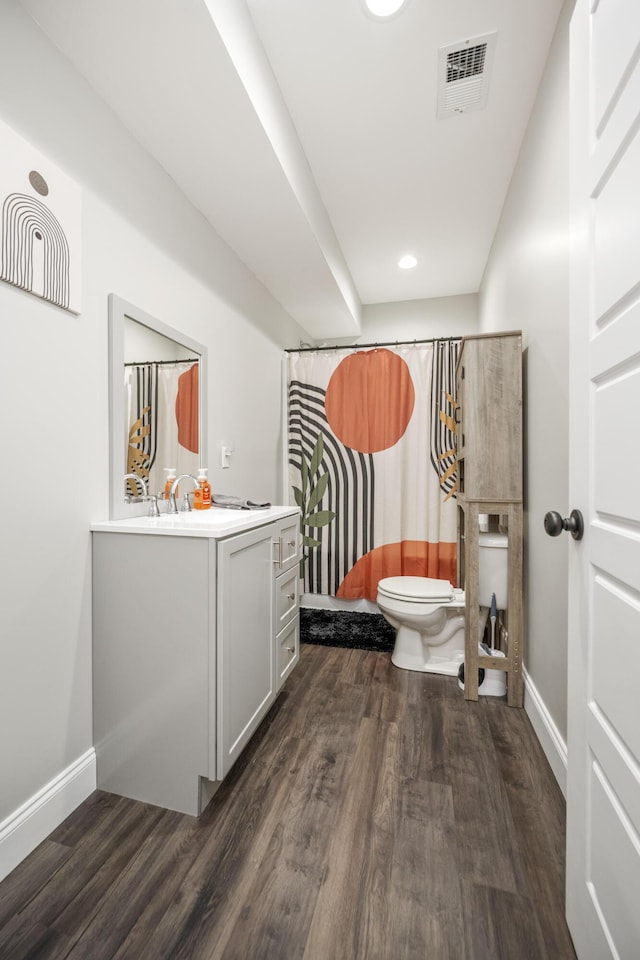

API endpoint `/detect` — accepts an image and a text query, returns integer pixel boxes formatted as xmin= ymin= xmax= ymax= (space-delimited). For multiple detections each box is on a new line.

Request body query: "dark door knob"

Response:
xmin=544 ymin=509 xmax=584 ymax=541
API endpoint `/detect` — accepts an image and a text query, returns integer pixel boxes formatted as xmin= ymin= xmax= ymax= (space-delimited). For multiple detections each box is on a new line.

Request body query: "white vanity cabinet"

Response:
xmin=92 ymin=507 xmax=300 ymax=816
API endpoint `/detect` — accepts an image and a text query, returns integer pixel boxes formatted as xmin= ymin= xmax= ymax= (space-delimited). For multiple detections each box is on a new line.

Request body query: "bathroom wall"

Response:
xmin=304 ymin=293 xmax=479 ymax=351
xmin=360 ymin=294 xmax=479 ymax=342
xmin=479 ymin=0 xmax=573 ymax=789
xmin=0 ymin=0 xmax=307 ymax=873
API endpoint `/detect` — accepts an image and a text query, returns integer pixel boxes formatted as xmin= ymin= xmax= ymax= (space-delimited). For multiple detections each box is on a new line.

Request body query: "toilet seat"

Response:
xmin=377 ymin=576 xmax=454 ymax=603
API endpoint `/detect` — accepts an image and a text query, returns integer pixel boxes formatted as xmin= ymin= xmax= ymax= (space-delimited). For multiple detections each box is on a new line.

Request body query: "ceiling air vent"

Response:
xmin=437 ymin=32 xmax=497 ymax=118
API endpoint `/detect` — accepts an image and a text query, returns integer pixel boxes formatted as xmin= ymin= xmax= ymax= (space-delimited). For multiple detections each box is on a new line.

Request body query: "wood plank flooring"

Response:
xmin=0 ymin=644 xmax=578 ymax=959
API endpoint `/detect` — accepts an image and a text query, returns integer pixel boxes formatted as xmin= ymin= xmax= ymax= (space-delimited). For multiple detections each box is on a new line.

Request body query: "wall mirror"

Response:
xmin=108 ymin=294 xmax=208 ymax=519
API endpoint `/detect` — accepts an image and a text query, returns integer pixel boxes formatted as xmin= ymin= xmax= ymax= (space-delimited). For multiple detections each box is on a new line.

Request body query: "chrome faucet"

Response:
xmin=124 ymin=474 xmax=159 ymax=516
xmin=168 ymin=474 xmax=200 ymax=514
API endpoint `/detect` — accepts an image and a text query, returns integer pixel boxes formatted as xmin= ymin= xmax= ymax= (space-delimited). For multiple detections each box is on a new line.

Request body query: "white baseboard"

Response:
xmin=523 ymin=667 xmax=568 ymax=798
xmin=0 ymin=748 xmax=96 ymax=883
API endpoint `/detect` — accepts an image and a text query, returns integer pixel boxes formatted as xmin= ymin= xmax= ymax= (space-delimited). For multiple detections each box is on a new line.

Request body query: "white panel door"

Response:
xmin=567 ymin=1 xmax=640 ymax=956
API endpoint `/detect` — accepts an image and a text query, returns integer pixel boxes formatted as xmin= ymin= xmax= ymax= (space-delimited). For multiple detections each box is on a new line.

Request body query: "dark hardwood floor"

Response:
xmin=0 ymin=644 xmax=577 ymax=959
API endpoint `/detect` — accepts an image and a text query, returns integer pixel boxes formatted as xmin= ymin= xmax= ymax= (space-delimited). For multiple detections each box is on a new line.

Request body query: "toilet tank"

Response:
xmin=478 ymin=532 xmax=508 ymax=609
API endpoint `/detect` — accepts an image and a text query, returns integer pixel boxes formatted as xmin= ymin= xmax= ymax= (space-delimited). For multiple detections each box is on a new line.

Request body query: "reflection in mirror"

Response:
xmin=124 ymin=318 xmax=199 ymax=499
xmin=108 ymin=295 xmax=208 ymax=520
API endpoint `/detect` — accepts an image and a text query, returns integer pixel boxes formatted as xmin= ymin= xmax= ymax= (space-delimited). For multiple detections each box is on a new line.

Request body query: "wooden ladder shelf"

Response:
xmin=455 ymin=332 xmax=524 ymax=708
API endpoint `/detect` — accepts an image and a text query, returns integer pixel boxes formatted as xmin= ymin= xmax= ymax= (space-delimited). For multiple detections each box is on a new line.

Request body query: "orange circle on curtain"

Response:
xmin=175 ymin=363 xmax=199 ymax=454
xmin=336 ymin=540 xmax=458 ymax=602
xmin=324 ymin=349 xmax=415 ymax=453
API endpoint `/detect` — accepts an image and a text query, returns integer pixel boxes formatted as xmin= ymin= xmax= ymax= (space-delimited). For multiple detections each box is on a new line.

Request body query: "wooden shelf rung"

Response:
xmin=477 ymin=656 xmax=509 ymax=671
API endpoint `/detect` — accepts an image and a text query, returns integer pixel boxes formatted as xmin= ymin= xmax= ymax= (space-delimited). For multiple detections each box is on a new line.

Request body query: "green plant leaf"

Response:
xmin=306 ymin=471 xmax=329 ymax=513
xmin=309 ymin=433 xmax=324 ymax=478
xmin=292 ymin=485 xmax=303 ymax=508
xmin=302 ymin=534 xmax=322 ymax=548
xmin=305 ymin=509 xmax=336 ymax=527
xmin=300 ymin=453 xmax=309 ymax=498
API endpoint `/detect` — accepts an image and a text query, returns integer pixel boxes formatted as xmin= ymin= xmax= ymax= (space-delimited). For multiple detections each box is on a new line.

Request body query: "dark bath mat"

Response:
xmin=300 ymin=607 xmax=395 ymax=653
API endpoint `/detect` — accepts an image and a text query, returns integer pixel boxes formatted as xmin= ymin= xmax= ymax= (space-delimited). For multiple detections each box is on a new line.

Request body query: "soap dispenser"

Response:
xmin=194 ymin=468 xmax=211 ymax=510
xmin=163 ymin=468 xmax=176 ymax=500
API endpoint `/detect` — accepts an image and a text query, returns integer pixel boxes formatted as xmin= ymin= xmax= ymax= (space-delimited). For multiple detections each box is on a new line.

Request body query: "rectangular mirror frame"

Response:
xmin=108 ymin=293 xmax=208 ymax=520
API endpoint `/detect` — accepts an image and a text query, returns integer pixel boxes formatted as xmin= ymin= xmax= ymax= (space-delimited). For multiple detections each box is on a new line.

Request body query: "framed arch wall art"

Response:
xmin=0 ymin=116 xmax=81 ymax=314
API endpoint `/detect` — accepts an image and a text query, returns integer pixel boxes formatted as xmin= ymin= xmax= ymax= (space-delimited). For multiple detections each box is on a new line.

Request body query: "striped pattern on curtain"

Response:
xmin=126 ymin=364 xmax=159 ymax=491
xmin=289 ymin=379 xmax=375 ymax=595
xmin=430 ymin=339 xmax=460 ymax=500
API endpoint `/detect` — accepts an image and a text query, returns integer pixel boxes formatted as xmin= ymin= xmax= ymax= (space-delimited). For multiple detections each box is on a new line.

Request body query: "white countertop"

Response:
xmin=91 ymin=505 xmax=299 ymax=538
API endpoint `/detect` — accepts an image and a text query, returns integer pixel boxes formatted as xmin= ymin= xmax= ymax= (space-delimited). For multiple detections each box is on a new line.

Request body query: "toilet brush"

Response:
xmin=490 ymin=592 xmax=497 ymax=652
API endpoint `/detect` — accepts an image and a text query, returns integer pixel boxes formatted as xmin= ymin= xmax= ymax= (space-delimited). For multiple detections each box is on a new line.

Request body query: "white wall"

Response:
xmin=304 ymin=294 xmax=478 ymax=350
xmin=479 ymin=1 xmax=573 ymax=788
xmin=0 ymin=0 xmax=306 ymax=870
xmin=360 ymin=294 xmax=479 ymax=342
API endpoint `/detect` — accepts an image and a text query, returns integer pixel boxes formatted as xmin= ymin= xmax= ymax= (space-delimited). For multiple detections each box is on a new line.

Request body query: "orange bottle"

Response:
xmin=194 ymin=468 xmax=211 ymax=510
xmin=164 ymin=468 xmax=176 ymax=500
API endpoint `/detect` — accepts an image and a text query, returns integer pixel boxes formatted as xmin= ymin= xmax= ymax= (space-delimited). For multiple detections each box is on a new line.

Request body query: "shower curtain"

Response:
xmin=287 ymin=341 xmax=459 ymax=601
xmin=125 ymin=360 xmax=199 ymax=497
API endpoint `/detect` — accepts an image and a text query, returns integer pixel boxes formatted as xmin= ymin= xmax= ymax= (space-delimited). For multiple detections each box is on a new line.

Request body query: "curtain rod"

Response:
xmin=284 ymin=335 xmax=461 ymax=354
xmin=124 ymin=358 xmax=199 ymax=367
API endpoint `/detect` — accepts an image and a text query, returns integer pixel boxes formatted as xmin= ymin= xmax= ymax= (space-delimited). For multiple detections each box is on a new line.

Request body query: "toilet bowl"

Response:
xmin=376 ymin=576 xmax=465 ymax=675
xmin=377 ymin=532 xmax=509 ymax=683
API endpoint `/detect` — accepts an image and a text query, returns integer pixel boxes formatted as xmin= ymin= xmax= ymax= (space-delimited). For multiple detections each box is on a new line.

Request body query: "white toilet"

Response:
xmin=377 ymin=576 xmax=466 ymax=675
xmin=377 ymin=532 xmax=508 ymax=677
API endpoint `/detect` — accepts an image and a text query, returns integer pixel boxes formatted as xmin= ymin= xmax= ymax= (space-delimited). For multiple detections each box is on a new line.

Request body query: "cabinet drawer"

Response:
xmin=274 ymin=566 xmax=299 ymax=635
xmin=276 ymin=616 xmax=299 ymax=690
xmin=273 ymin=517 xmax=300 ymax=573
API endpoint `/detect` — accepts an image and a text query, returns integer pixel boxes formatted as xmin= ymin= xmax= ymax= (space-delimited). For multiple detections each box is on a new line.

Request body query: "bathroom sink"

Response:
xmin=91 ymin=504 xmax=298 ymax=539
xmin=155 ymin=507 xmax=248 ymax=528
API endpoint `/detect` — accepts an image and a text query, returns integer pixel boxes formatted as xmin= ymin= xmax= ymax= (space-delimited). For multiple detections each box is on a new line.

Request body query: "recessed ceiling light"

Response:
xmin=398 ymin=254 xmax=417 ymax=269
xmin=363 ymin=0 xmax=408 ymax=20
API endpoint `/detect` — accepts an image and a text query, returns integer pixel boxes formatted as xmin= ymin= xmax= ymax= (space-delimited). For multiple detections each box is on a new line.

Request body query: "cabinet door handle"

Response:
xmin=287 ymin=593 xmax=295 ymax=601
xmin=286 ymin=646 xmax=295 ymax=654
xmin=274 ymin=536 xmax=297 ymax=567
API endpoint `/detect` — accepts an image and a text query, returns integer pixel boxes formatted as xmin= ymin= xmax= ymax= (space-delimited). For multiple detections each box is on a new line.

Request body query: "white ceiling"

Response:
xmin=21 ymin=0 xmax=564 ymax=340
